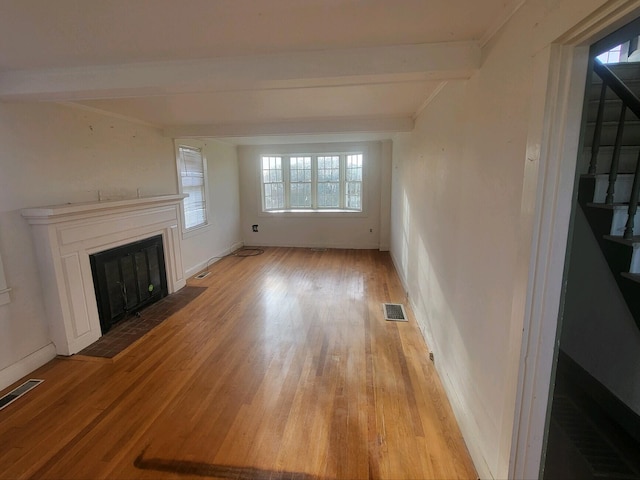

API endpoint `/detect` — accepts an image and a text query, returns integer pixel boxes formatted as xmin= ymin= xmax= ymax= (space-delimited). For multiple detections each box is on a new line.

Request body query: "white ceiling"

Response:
xmin=0 ymin=0 xmax=523 ymax=143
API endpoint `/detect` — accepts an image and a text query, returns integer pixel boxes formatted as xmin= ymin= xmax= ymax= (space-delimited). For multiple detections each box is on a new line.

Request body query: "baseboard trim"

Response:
xmin=184 ymin=241 xmax=245 ymax=278
xmin=244 ymin=242 xmax=381 ymax=250
xmin=0 ymin=343 xmax=56 ymax=391
xmin=558 ymin=349 xmax=640 ymax=444
xmin=388 ymin=250 xmax=492 ymax=480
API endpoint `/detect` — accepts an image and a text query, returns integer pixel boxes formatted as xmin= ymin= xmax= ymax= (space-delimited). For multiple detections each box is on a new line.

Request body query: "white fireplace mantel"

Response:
xmin=22 ymin=195 xmax=187 ymax=355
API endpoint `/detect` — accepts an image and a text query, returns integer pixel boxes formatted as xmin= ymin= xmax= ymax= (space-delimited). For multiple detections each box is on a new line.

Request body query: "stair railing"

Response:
xmin=590 ymin=60 xmax=640 ymax=239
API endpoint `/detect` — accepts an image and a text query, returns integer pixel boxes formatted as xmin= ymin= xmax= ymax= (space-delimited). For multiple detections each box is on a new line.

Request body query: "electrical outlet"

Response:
xmin=252 ymin=224 xmax=258 ymax=232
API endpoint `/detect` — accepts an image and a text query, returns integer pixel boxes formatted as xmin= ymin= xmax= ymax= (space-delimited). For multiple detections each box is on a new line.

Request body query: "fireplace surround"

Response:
xmin=22 ymin=195 xmax=186 ymax=355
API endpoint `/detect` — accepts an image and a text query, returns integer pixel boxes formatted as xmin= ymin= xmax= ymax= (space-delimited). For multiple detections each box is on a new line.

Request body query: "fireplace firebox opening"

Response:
xmin=90 ymin=235 xmax=168 ymax=333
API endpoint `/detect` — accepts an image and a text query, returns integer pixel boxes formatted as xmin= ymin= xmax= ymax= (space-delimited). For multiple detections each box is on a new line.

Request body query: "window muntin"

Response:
xmin=597 ymin=44 xmax=623 ymax=64
xmin=289 ymin=156 xmax=312 ymax=208
xmin=177 ymin=145 xmax=208 ymax=230
xmin=262 ymin=156 xmax=285 ymax=210
xmin=345 ymin=154 xmax=363 ymax=210
xmin=317 ymin=155 xmax=340 ymax=208
xmin=260 ymin=153 xmax=363 ymax=212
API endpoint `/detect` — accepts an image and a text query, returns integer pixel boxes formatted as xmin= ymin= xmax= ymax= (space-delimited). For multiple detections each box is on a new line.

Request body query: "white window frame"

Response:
xmin=260 ymin=152 xmax=364 ymax=213
xmin=175 ymin=140 xmax=209 ymax=235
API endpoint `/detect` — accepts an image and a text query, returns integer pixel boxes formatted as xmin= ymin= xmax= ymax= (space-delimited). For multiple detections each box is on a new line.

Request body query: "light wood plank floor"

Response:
xmin=0 ymin=247 xmax=477 ymax=480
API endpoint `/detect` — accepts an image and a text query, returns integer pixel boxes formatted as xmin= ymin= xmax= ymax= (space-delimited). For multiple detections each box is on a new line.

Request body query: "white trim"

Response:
xmin=378 ymin=139 xmax=392 ymax=252
xmin=0 ymin=343 xmax=56 ymax=391
xmin=257 ymin=211 xmax=369 ymax=221
xmin=508 ymin=43 xmax=588 ymax=480
xmin=57 ymin=101 xmax=161 ymax=129
xmin=22 ymin=195 xmax=187 ymax=356
xmin=479 ymin=0 xmax=527 ymax=48
xmin=164 ymin=116 xmax=414 ymax=139
xmin=0 ymin=252 xmax=11 ymax=306
xmin=412 ymin=81 xmax=447 ymax=120
xmin=247 ymin=241 xmax=381 ymax=250
xmin=175 ymin=139 xmax=210 ymax=235
xmin=0 ymin=43 xmax=479 ymax=102
xmin=388 ymin=250 xmax=493 ymax=479
xmin=20 ymin=194 xmax=185 ymax=219
xmin=510 ymin=2 xmax=640 ymax=477
xmin=260 ymin=152 xmax=365 ymax=213
xmin=0 ymin=288 xmax=11 ymax=306
xmin=184 ymin=241 xmax=244 ymax=278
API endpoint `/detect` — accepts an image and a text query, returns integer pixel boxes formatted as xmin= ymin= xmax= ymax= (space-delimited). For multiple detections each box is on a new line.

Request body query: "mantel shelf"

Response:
xmin=22 ymin=194 xmax=186 ymax=223
xmin=22 ymin=194 xmax=186 ymax=355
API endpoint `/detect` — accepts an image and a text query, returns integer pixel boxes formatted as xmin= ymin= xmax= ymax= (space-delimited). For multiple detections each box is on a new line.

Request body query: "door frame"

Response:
xmin=509 ymin=2 xmax=640 ymax=478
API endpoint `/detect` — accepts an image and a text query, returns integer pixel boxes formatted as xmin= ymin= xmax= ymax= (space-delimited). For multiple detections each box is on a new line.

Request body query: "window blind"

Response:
xmin=178 ymin=146 xmax=207 ymax=229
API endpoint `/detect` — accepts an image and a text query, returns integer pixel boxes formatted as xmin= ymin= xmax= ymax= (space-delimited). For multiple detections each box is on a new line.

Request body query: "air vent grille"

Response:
xmin=0 ymin=379 xmax=43 ymax=411
xmin=383 ymin=303 xmax=408 ymax=322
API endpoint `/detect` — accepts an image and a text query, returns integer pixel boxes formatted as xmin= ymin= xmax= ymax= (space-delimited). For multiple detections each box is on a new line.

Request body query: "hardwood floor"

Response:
xmin=0 ymin=247 xmax=477 ymax=480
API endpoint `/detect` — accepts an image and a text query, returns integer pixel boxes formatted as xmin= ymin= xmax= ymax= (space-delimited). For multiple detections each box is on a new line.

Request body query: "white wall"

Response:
xmin=389 ymin=1 xmax=620 ymax=478
xmin=0 ymin=102 xmax=241 ymax=390
xmin=0 ymin=252 xmax=10 ymax=306
xmin=238 ymin=141 xmax=390 ymax=250
xmin=178 ymin=139 xmax=243 ymax=277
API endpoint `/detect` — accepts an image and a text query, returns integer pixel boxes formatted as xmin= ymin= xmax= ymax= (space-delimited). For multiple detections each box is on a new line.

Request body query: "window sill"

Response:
xmin=181 ymin=222 xmax=210 ymax=239
xmin=259 ymin=209 xmax=366 ymax=218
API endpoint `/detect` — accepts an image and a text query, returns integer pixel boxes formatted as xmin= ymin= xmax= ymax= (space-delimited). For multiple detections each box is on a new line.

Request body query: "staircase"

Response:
xmin=578 ymin=60 xmax=640 ymax=328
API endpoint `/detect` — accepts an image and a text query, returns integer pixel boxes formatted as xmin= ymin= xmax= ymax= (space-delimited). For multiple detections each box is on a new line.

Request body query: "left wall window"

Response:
xmin=176 ymin=142 xmax=208 ymax=232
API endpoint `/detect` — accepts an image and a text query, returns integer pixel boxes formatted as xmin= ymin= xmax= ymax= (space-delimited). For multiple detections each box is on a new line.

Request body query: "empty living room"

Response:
xmin=2 ymin=1 xmax=640 ymax=479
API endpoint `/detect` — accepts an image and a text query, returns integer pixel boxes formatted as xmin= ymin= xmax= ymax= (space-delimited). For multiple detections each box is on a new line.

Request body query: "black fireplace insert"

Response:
xmin=90 ymin=235 xmax=168 ymax=333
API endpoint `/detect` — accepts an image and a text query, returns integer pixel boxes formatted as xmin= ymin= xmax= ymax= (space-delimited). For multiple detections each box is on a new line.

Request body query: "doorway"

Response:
xmin=542 ymin=19 xmax=640 ymax=480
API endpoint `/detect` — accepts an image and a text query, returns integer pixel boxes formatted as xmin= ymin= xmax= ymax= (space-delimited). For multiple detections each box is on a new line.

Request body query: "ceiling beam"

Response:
xmin=0 ymin=42 xmax=479 ymax=101
xmin=163 ymin=116 xmax=414 ymax=138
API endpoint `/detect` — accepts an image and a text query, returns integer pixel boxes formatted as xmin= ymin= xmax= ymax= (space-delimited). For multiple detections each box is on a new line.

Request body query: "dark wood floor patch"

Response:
xmin=79 ymin=286 xmax=206 ymax=358
xmin=134 ymin=449 xmax=322 ymax=479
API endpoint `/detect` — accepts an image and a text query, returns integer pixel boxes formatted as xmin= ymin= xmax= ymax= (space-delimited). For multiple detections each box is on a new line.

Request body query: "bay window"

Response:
xmin=261 ymin=153 xmax=363 ymax=212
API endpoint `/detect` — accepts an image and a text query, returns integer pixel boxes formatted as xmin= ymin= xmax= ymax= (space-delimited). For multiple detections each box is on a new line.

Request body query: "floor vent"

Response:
xmin=194 ymin=271 xmax=211 ymax=279
xmin=383 ymin=303 xmax=408 ymax=322
xmin=0 ymin=379 xmax=43 ymax=411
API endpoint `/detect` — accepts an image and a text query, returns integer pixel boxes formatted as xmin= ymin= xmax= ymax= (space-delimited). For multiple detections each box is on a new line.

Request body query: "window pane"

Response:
xmin=264 ymin=183 xmax=284 ymax=210
xmin=318 ymin=182 xmax=340 ymax=208
xmin=262 ymin=156 xmax=284 ymax=210
xmin=261 ymin=152 xmax=363 ymax=212
xmin=290 ymin=183 xmax=311 ymax=208
xmin=318 ymin=156 xmax=339 ymax=183
xmin=179 ymin=146 xmax=207 ymax=229
xmin=597 ymin=44 xmax=622 ymax=64
xmin=346 ymin=154 xmax=363 ymax=181
xmin=317 ymin=155 xmax=341 ymax=208
xmin=345 ymin=154 xmax=363 ymax=211
xmin=346 ymin=181 xmax=362 ymax=210
xmin=289 ymin=156 xmax=312 ymax=209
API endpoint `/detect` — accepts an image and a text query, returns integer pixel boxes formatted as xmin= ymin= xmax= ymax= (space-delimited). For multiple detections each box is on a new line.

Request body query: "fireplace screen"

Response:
xmin=90 ymin=235 xmax=168 ymax=333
